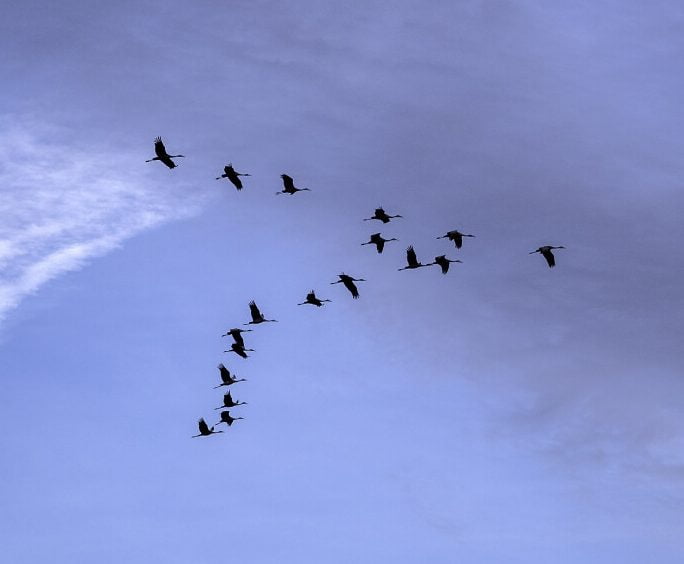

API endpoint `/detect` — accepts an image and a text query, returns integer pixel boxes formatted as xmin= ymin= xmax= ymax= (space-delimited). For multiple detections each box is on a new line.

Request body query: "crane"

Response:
xmin=145 ymin=137 xmax=184 ymax=169
xmin=192 ymin=417 xmax=223 ymax=437
xmin=277 ymin=174 xmax=311 ymax=195
xmin=225 ymin=343 xmax=255 ymax=359
xmin=363 ymin=207 xmax=402 ymax=223
xmin=216 ymin=410 xmax=245 ymax=427
xmin=245 ymin=301 xmax=277 ymax=325
xmin=398 ymin=246 xmax=429 ymax=271
xmin=298 ymin=290 xmax=332 ymax=307
xmin=214 ymin=390 xmax=247 ymax=410
xmin=530 ymin=245 xmax=565 ymax=268
xmin=361 ymin=233 xmax=398 ymax=254
xmin=330 ymin=273 xmax=365 ymax=299
xmin=429 ymin=255 xmax=462 ymax=274
xmin=221 ymin=328 xmax=252 ymax=348
xmin=214 ymin=364 xmax=246 ymax=388
xmin=436 ymin=229 xmax=474 ymax=249
xmin=216 ymin=163 xmax=250 ymax=190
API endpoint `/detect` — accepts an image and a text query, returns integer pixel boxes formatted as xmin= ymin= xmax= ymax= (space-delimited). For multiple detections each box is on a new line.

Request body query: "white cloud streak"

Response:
xmin=0 ymin=118 xmax=205 ymax=322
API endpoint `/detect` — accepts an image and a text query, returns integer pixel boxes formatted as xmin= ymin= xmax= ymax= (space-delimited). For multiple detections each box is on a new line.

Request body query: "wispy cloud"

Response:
xmin=0 ymin=118 xmax=205 ymax=322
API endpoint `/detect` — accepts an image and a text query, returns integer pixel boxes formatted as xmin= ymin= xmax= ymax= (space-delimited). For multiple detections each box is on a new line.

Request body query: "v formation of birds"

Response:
xmin=146 ymin=137 xmax=566 ymax=438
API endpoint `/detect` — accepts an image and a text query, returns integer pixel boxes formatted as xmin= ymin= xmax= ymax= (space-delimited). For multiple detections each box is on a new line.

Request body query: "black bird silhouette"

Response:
xmin=214 ymin=390 xmax=247 ymax=410
xmin=530 ymin=245 xmax=565 ymax=268
xmin=429 ymin=255 xmax=462 ymax=274
xmin=216 ymin=163 xmax=250 ymax=190
xmin=363 ymin=207 xmax=403 ymax=223
xmin=225 ymin=343 xmax=255 ymax=359
xmin=221 ymin=328 xmax=252 ymax=348
xmin=298 ymin=290 xmax=332 ymax=307
xmin=437 ymin=229 xmax=475 ymax=249
xmin=145 ymin=137 xmax=185 ymax=169
xmin=277 ymin=174 xmax=311 ymax=195
xmin=361 ymin=233 xmax=398 ymax=254
xmin=192 ymin=417 xmax=223 ymax=437
xmin=398 ymin=246 xmax=429 ymax=271
xmin=216 ymin=410 xmax=245 ymax=427
xmin=214 ymin=363 xmax=246 ymax=388
xmin=331 ymin=273 xmax=365 ymax=299
xmin=245 ymin=301 xmax=277 ymax=325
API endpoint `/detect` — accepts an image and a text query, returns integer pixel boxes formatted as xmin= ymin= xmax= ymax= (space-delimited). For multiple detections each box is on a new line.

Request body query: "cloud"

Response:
xmin=0 ymin=117 xmax=205 ymax=323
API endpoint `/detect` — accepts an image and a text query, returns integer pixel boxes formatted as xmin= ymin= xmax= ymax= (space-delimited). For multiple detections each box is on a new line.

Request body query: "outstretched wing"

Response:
xmin=249 ymin=301 xmax=262 ymax=322
xmin=198 ymin=418 xmax=210 ymax=434
xmin=218 ymin=363 xmax=231 ymax=383
xmin=343 ymin=279 xmax=359 ymax=299
xmin=231 ymin=330 xmax=245 ymax=348
xmin=542 ymin=249 xmax=556 ymax=267
xmin=281 ymin=174 xmax=294 ymax=191
xmin=154 ymin=137 xmax=168 ymax=159
xmin=406 ymin=246 xmax=419 ymax=267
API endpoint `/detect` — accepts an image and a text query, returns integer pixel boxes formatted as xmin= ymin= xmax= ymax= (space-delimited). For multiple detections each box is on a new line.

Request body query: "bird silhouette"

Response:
xmin=214 ymin=364 xmax=246 ymax=388
xmin=216 ymin=163 xmax=250 ymax=190
xmin=330 ymin=273 xmax=365 ymax=299
xmin=363 ymin=207 xmax=402 ymax=223
xmin=216 ymin=410 xmax=245 ymax=427
xmin=214 ymin=390 xmax=247 ymax=410
xmin=192 ymin=417 xmax=223 ymax=437
xmin=398 ymin=246 xmax=429 ymax=271
xmin=436 ymin=229 xmax=475 ymax=249
xmin=530 ymin=245 xmax=565 ymax=268
xmin=298 ymin=290 xmax=332 ymax=307
xmin=221 ymin=328 xmax=253 ymax=348
xmin=225 ymin=343 xmax=255 ymax=359
xmin=245 ymin=301 xmax=277 ymax=325
xmin=429 ymin=255 xmax=462 ymax=274
xmin=361 ymin=233 xmax=398 ymax=254
xmin=277 ymin=174 xmax=311 ymax=195
xmin=145 ymin=137 xmax=184 ymax=169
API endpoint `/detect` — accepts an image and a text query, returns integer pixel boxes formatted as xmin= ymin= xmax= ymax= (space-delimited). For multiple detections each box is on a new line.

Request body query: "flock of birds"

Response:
xmin=146 ymin=136 xmax=567 ymax=437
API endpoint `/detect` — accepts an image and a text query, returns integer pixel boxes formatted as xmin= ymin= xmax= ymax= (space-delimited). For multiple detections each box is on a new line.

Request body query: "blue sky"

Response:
xmin=2 ymin=1 xmax=684 ymax=562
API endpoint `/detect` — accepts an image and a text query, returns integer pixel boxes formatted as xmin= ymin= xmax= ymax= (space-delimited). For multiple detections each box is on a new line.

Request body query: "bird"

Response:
xmin=298 ymin=290 xmax=332 ymax=307
xmin=214 ymin=390 xmax=247 ymax=410
xmin=330 ymin=273 xmax=365 ymax=299
xmin=216 ymin=410 xmax=245 ymax=427
xmin=245 ymin=301 xmax=277 ymax=325
xmin=529 ymin=245 xmax=566 ymax=268
xmin=221 ymin=328 xmax=253 ymax=348
xmin=216 ymin=163 xmax=250 ymax=190
xmin=363 ymin=207 xmax=402 ymax=223
xmin=429 ymin=255 xmax=462 ymax=274
xmin=145 ymin=137 xmax=185 ymax=169
xmin=225 ymin=343 xmax=255 ymax=359
xmin=398 ymin=246 xmax=429 ymax=271
xmin=214 ymin=364 xmax=246 ymax=388
xmin=277 ymin=174 xmax=311 ymax=195
xmin=436 ymin=229 xmax=475 ymax=249
xmin=361 ymin=233 xmax=398 ymax=254
xmin=192 ymin=417 xmax=223 ymax=437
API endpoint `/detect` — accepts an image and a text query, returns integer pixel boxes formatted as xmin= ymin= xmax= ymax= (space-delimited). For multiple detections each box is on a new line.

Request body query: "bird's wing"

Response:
xmin=542 ymin=249 xmax=555 ymax=267
xmin=218 ymin=364 xmax=231 ymax=382
xmin=376 ymin=240 xmax=385 ymax=253
xmin=249 ymin=301 xmax=261 ymax=321
xmin=406 ymin=246 xmax=418 ymax=266
xmin=154 ymin=138 xmax=169 ymax=159
xmin=453 ymin=233 xmax=463 ymax=248
xmin=232 ymin=331 xmax=245 ymax=347
xmin=281 ymin=175 xmax=294 ymax=190
xmin=198 ymin=418 xmax=210 ymax=434
xmin=344 ymin=279 xmax=359 ymax=298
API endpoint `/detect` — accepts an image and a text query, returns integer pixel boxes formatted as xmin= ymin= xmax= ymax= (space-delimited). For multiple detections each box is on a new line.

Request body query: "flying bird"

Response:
xmin=436 ymin=229 xmax=475 ymax=249
xmin=216 ymin=410 xmax=245 ymax=427
xmin=145 ymin=137 xmax=185 ymax=169
xmin=216 ymin=163 xmax=250 ymax=190
xmin=530 ymin=245 xmax=566 ymax=268
xmin=429 ymin=255 xmax=462 ymax=274
xmin=298 ymin=290 xmax=332 ymax=307
xmin=225 ymin=343 xmax=255 ymax=359
xmin=277 ymin=174 xmax=311 ymax=195
xmin=192 ymin=417 xmax=223 ymax=438
xmin=221 ymin=328 xmax=252 ymax=348
xmin=330 ymin=273 xmax=365 ymax=299
xmin=245 ymin=301 xmax=277 ymax=325
xmin=214 ymin=390 xmax=247 ymax=410
xmin=398 ymin=246 xmax=429 ymax=271
xmin=363 ymin=207 xmax=403 ymax=223
xmin=214 ymin=364 xmax=246 ymax=388
xmin=361 ymin=233 xmax=398 ymax=254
